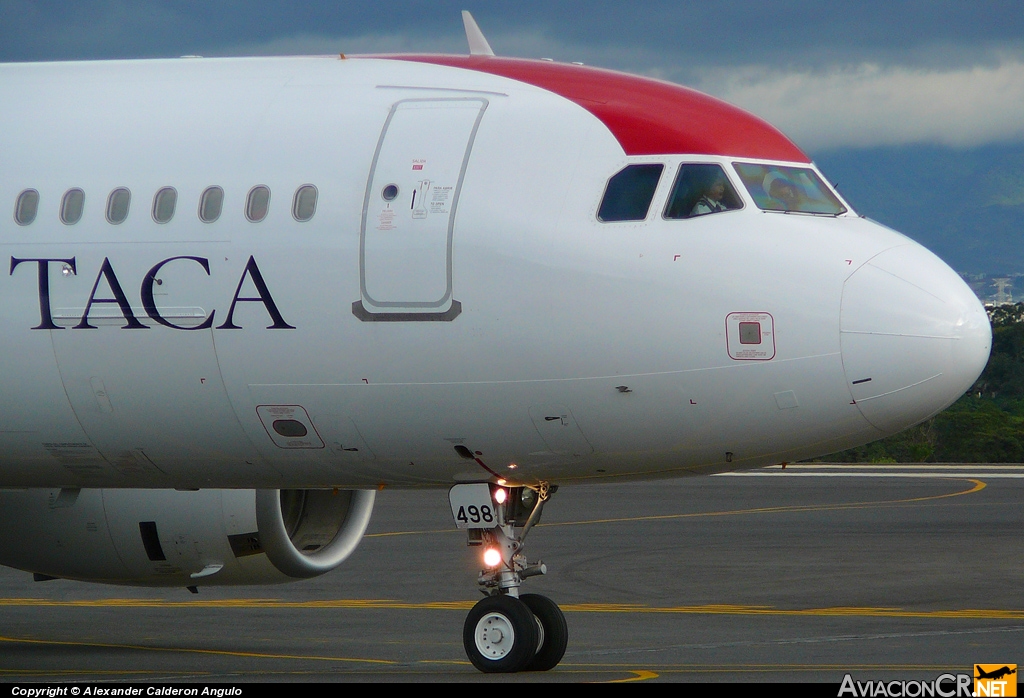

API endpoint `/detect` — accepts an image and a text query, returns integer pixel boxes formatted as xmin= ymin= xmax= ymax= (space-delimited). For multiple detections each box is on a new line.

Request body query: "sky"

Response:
xmin=2 ymin=0 xmax=1023 ymax=153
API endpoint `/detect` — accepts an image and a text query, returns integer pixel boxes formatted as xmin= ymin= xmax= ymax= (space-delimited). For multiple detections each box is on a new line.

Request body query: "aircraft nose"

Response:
xmin=840 ymin=244 xmax=991 ymax=433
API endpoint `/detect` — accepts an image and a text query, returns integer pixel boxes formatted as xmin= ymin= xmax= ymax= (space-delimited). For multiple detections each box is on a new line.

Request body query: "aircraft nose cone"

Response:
xmin=840 ymin=244 xmax=991 ymax=434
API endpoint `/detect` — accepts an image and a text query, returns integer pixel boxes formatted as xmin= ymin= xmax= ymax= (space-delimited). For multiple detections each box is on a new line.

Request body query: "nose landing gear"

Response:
xmin=450 ymin=482 xmax=567 ymax=673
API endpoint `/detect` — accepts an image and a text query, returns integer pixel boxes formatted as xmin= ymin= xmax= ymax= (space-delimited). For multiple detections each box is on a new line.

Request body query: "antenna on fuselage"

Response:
xmin=462 ymin=11 xmax=495 ymax=56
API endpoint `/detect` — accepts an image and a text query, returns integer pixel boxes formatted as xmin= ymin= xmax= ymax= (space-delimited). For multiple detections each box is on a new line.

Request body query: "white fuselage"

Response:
xmin=0 ymin=56 xmax=991 ymax=490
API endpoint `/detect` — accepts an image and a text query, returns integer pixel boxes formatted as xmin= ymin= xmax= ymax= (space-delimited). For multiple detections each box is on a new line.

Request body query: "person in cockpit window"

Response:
xmin=762 ymin=171 xmax=801 ymax=210
xmin=690 ymin=174 xmax=729 ymax=216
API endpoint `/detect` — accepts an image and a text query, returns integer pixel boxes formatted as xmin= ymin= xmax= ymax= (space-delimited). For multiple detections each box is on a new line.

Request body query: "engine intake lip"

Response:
xmin=255 ymin=488 xmax=375 ymax=578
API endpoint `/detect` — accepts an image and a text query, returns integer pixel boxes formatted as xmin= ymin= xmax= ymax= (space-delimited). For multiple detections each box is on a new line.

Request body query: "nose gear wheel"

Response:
xmin=520 ymin=593 xmax=568 ymax=672
xmin=464 ymin=595 xmax=538 ymax=673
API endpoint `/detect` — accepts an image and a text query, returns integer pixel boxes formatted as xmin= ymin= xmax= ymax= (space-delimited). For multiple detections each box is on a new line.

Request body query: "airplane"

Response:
xmin=0 ymin=12 xmax=992 ymax=673
xmin=976 ymin=667 xmax=1017 ymax=681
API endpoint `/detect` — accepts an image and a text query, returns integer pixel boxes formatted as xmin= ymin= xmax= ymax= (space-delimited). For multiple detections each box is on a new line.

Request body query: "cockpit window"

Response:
xmin=597 ymin=164 xmax=664 ymax=222
xmin=733 ymin=162 xmax=846 ymax=215
xmin=664 ymin=164 xmax=743 ymax=219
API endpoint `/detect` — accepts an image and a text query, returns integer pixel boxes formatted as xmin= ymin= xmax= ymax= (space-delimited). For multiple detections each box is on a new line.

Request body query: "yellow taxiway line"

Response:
xmin=0 ymin=633 xmax=396 ymax=665
xmin=1 ymin=598 xmax=1021 ymax=620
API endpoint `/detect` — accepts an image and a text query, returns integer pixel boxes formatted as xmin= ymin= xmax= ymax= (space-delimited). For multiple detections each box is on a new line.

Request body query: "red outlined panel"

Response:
xmin=726 ymin=312 xmax=775 ymax=360
xmin=383 ymin=56 xmax=809 ymax=162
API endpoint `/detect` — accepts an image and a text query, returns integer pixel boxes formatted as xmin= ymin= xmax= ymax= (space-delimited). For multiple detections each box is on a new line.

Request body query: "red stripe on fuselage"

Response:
xmin=385 ymin=55 xmax=809 ymax=162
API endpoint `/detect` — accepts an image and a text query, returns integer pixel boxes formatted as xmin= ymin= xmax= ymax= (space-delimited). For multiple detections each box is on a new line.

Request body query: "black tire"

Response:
xmin=463 ymin=595 xmax=539 ymax=673
xmin=520 ymin=593 xmax=568 ymax=671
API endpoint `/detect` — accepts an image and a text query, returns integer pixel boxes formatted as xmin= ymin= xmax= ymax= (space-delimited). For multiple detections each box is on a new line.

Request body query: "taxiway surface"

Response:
xmin=2 ymin=465 xmax=1022 ymax=683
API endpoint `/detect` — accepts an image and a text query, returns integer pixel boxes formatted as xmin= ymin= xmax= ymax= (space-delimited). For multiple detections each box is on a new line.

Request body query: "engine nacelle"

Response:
xmin=0 ymin=487 xmax=375 ymax=586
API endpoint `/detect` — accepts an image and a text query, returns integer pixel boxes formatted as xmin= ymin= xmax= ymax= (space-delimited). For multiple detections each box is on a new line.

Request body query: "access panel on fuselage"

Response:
xmin=354 ymin=98 xmax=487 ymax=321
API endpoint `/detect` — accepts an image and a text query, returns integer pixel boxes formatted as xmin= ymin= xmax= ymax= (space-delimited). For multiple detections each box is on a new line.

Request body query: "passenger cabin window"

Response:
xmin=733 ymin=162 xmax=847 ymax=215
xmin=664 ymin=164 xmax=743 ymax=219
xmin=199 ymin=186 xmax=224 ymax=223
xmin=14 ymin=189 xmax=39 ymax=225
xmin=153 ymin=187 xmax=177 ymax=224
xmin=292 ymin=185 xmax=317 ymax=222
xmin=597 ymin=164 xmax=663 ymax=222
xmin=106 ymin=188 xmax=131 ymax=224
xmin=60 ymin=188 xmax=85 ymax=225
xmin=246 ymin=185 xmax=270 ymax=222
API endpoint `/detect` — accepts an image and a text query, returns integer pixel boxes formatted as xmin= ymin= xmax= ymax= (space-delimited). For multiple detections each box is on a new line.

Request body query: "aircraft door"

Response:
xmin=353 ymin=98 xmax=488 ymax=322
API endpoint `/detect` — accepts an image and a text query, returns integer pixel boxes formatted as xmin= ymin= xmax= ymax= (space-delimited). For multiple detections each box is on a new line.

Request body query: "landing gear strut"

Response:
xmin=450 ymin=482 xmax=567 ymax=673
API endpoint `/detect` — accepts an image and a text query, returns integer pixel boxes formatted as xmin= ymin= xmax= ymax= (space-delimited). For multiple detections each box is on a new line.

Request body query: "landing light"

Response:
xmin=492 ymin=487 xmax=507 ymax=505
xmin=483 ymin=547 xmax=502 ymax=568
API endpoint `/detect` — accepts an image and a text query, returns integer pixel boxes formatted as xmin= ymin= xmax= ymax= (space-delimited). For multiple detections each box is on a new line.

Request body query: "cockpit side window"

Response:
xmin=733 ymin=162 xmax=846 ymax=215
xmin=597 ymin=164 xmax=664 ymax=222
xmin=664 ymin=164 xmax=742 ymax=219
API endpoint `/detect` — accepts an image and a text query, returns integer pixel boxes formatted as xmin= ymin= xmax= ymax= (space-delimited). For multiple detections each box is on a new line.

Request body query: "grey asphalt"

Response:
xmin=1 ymin=465 xmax=1022 ymax=683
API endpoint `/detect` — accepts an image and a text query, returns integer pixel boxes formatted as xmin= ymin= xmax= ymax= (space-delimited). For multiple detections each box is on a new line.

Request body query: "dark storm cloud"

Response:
xmin=2 ymin=1 xmax=1022 ymax=149
xmin=2 ymin=0 xmax=1021 ymax=65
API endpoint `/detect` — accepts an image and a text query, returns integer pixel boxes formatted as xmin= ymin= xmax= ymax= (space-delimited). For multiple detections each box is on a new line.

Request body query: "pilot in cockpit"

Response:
xmin=762 ymin=171 xmax=802 ymax=210
xmin=690 ymin=174 xmax=729 ymax=216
